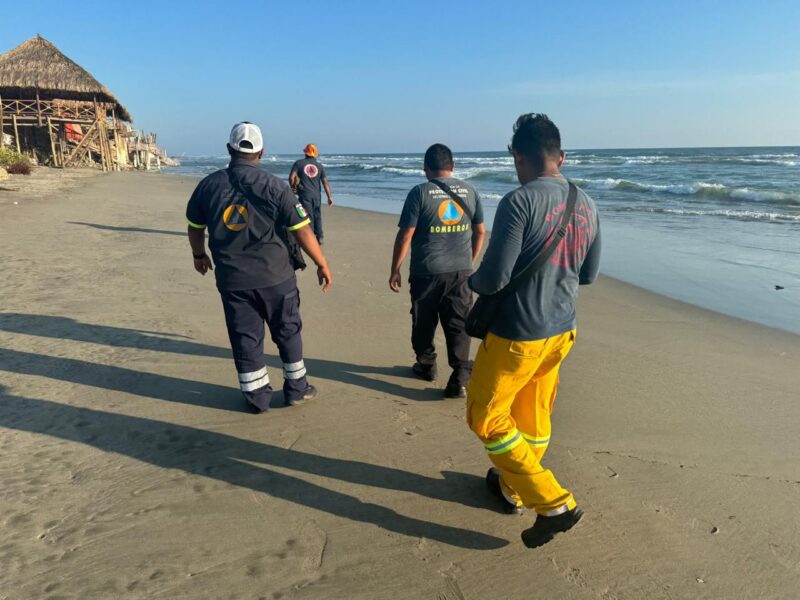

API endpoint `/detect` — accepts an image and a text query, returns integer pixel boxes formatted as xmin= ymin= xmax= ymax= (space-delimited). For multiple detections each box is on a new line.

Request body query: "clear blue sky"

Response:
xmin=4 ymin=0 xmax=799 ymax=154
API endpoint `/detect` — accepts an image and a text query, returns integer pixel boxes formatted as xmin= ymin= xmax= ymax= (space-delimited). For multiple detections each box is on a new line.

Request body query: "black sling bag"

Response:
xmin=226 ymin=169 xmax=307 ymax=271
xmin=465 ymin=181 xmax=578 ymax=339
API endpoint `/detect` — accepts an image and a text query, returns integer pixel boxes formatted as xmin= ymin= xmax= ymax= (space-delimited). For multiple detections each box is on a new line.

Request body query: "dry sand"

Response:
xmin=1 ymin=171 xmax=799 ymax=599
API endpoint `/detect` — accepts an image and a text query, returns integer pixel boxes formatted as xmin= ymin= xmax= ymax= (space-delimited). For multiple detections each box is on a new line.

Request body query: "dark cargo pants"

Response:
xmin=298 ymin=194 xmax=323 ymax=242
xmin=219 ymin=277 xmax=309 ymax=411
xmin=409 ymin=270 xmax=473 ymax=386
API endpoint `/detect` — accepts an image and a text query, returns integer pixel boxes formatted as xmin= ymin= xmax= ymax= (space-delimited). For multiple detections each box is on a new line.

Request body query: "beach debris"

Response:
xmin=696 ymin=577 xmax=705 ymax=584
xmin=710 ymin=526 xmax=719 ymax=534
xmin=774 ymin=285 xmax=785 ymax=290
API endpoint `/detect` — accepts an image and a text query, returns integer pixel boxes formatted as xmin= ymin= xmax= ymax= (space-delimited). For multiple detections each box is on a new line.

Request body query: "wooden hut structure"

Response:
xmin=0 ymin=35 xmax=132 ymax=170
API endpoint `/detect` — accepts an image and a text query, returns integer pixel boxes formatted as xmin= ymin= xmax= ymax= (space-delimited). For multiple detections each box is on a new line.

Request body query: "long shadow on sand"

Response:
xmin=0 ymin=313 xmax=441 ymax=401
xmin=0 ymin=347 xmax=242 ymax=412
xmin=0 ymin=312 xmax=230 ymax=358
xmin=68 ymin=221 xmax=186 ymax=236
xmin=0 ymin=387 xmax=507 ymax=550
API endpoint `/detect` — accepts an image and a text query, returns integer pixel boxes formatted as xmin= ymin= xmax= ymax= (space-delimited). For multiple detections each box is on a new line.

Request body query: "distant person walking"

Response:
xmin=290 ymin=144 xmax=333 ymax=243
xmin=467 ymin=114 xmax=601 ymax=547
xmin=390 ymin=144 xmax=486 ymax=398
xmin=186 ymin=122 xmax=333 ymax=413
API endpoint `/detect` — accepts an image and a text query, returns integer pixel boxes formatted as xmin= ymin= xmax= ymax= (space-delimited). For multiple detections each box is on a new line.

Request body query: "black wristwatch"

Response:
xmin=193 ymin=252 xmax=207 ymax=260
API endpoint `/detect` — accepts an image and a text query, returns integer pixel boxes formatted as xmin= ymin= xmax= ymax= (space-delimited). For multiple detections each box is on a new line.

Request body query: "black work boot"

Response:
xmin=285 ymin=384 xmax=318 ymax=407
xmin=443 ymin=382 xmax=467 ymax=399
xmin=485 ymin=468 xmax=524 ymax=515
xmin=412 ymin=362 xmax=437 ymax=382
xmin=521 ymin=507 xmax=584 ymax=548
xmin=444 ymin=369 xmax=469 ymax=398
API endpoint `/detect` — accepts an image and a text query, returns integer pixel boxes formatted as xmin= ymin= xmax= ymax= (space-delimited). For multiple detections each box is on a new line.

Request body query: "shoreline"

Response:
xmin=4 ymin=166 xmax=800 ymax=337
xmin=165 ymin=164 xmax=800 ymax=336
xmin=1 ymin=171 xmax=799 ymax=598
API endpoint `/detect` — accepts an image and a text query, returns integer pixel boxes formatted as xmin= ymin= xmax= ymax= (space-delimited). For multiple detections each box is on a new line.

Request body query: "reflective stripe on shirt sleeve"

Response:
xmin=287 ymin=218 xmax=311 ymax=232
xmin=186 ymin=217 xmax=206 ymax=229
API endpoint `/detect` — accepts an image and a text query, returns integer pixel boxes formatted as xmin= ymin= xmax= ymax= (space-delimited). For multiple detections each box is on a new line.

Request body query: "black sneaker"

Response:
xmin=486 ymin=468 xmax=524 ymax=515
xmin=521 ymin=507 xmax=584 ymax=548
xmin=412 ymin=362 xmax=437 ymax=382
xmin=443 ymin=382 xmax=467 ymax=399
xmin=285 ymin=384 xmax=318 ymax=407
xmin=246 ymin=401 xmax=268 ymax=414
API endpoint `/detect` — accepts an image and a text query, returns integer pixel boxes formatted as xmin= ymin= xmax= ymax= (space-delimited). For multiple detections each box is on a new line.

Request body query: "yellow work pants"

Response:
xmin=467 ymin=330 xmax=577 ymax=515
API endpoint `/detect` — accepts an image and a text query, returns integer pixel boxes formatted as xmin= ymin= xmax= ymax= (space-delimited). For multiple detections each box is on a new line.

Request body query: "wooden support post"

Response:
xmin=47 ymin=118 xmax=59 ymax=167
xmin=111 ymin=108 xmax=121 ymax=169
xmin=36 ymin=90 xmax=42 ymax=127
xmin=0 ymin=93 xmax=4 ymax=149
xmin=99 ymin=121 xmax=108 ymax=172
xmin=12 ymin=115 xmax=20 ymax=153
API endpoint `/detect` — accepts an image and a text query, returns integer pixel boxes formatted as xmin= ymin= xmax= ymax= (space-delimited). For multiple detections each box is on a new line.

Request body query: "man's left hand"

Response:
xmin=328 ymin=197 xmax=334 ymax=206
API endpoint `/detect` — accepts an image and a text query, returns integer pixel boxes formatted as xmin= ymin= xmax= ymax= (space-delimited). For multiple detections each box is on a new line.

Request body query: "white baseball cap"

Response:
xmin=229 ymin=122 xmax=263 ymax=153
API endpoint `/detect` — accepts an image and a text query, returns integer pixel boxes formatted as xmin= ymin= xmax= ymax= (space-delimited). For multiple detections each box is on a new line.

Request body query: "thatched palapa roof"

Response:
xmin=0 ymin=35 xmax=132 ymax=122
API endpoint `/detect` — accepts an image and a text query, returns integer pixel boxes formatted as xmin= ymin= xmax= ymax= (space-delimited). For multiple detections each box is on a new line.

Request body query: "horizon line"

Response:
xmin=169 ymin=143 xmax=800 ymax=157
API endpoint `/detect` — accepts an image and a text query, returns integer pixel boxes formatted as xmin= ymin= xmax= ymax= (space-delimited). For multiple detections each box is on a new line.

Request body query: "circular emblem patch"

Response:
xmin=303 ymin=164 xmax=319 ymax=178
xmin=223 ymin=204 xmax=249 ymax=231
xmin=438 ymin=199 xmax=464 ymax=225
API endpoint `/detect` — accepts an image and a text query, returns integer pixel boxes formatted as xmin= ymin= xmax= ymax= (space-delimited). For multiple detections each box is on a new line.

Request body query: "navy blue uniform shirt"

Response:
xmin=290 ymin=157 xmax=326 ymax=200
xmin=186 ymin=158 xmax=311 ymax=291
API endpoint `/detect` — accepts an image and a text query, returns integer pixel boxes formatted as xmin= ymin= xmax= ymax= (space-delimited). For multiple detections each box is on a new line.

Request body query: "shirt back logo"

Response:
xmin=223 ymin=204 xmax=249 ymax=232
xmin=303 ymin=164 xmax=319 ymax=178
xmin=438 ymin=199 xmax=464 ymax=225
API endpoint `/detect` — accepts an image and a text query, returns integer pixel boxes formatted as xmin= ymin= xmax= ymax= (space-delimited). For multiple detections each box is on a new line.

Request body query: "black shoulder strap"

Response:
xmin=498 ymin=181 xmax=578 ymax=298
xmin=429 ymin=178 xmax=474 ymax=222
xmin=226 ymin=167 xmax=280 ymax=226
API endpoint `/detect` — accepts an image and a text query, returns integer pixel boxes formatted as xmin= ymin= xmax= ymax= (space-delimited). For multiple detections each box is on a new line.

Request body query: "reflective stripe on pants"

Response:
xmin=220 ymin=277 xmax=308 ymax=411
xmin=467 ymin=330 xmax=577 ymax=515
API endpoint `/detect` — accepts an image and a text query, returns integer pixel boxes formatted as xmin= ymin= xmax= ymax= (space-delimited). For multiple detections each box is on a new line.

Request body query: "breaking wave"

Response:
xmin=610 ymin=206 xmax=800 ymax=224
xmin=572 ymin=178 xmax=800 ymax=205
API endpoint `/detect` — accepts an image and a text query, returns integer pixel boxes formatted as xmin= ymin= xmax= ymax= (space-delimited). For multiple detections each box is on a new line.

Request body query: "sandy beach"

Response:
xmin=1 ymin=171 xmax=799 ymax=599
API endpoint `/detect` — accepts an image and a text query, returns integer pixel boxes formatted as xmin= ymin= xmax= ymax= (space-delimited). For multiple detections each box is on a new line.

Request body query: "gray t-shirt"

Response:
xmin=469 ymin=177 xmax=601 ymax=341
xmin=398 ymin=177 xmax=484 ymax=276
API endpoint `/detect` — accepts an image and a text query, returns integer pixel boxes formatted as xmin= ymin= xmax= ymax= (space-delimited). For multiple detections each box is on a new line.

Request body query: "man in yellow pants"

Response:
xmin=467 ymin=114 xmax=601 ymax=548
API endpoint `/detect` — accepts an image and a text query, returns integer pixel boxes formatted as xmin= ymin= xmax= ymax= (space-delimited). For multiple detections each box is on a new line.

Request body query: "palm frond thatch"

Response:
xmin=0 ymin=35 xmax=132 ymax=122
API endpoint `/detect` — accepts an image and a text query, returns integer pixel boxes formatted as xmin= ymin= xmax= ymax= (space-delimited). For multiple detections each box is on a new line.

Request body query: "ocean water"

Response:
xmin=168 ymin=147 xmax=800 ymax=334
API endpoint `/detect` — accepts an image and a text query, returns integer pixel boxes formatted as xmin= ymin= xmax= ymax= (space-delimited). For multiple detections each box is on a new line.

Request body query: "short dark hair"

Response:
xmin=424 ymin=143 xmax=454 ymax=171
xmin=508 ymin=113 xmax=561 ymax=170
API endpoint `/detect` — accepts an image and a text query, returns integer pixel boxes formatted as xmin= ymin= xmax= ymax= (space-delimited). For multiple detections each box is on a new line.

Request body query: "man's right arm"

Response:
xmin=186 ymin=184 xmax=213 ymax=275
xmin=289 ymin=170 xmax=300 ymax=193
xmin=390 ymin=187 xmax=420 ymax=291
xmin=390 ymin=227 xmax=415 ymax=292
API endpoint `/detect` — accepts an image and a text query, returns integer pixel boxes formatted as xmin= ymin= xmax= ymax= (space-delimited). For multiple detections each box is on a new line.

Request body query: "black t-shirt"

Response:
xmin=186 ymin=159 xmax=311 ymax=291
xmin=398 ymin=177 xmax=484 ymax=276
xmin=290 ymin=157 xmax=326 ymax=199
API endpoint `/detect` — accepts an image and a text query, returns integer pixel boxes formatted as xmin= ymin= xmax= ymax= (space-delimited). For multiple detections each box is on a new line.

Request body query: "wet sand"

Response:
xmin=1 ymin=171 xmax=799 ymax=599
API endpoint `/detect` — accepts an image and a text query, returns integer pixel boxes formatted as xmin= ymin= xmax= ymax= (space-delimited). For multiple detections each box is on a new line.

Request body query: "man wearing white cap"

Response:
xmin=186 ymin=122 xmax=333 ymax=412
